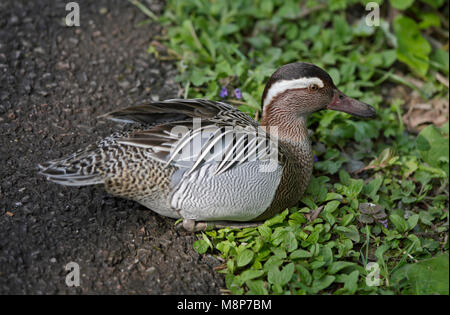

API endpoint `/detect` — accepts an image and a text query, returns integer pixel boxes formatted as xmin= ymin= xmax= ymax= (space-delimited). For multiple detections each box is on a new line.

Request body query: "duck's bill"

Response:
xmin=327 ymin=89 xmax=376 ymax=118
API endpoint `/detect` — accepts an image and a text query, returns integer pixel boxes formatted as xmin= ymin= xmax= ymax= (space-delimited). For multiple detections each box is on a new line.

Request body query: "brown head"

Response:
xmin=260 ymin=62 xmax=376 ymax=141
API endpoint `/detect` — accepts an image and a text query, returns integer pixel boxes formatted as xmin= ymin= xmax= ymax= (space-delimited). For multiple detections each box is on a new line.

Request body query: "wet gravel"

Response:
xmin=0 ymin=0 xmax=224 ymax=294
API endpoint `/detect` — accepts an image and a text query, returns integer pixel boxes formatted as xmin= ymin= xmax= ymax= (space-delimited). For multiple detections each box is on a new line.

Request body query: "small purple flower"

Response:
xmin=380 ymin=219 xmax=388 ymax=229
xmin=234 ymin=88 xmax=242 ymax=100
xmin=219 ymin=86 xmax=228 ymax=98
xmin=313 ymin=155 xmax=319 ymax=162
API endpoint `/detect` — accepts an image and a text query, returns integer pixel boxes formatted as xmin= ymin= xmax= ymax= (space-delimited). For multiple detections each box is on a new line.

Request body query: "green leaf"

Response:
xmin=329 ymin=0 xmax=348 ymax=11
xmin=240 ymin=269 xmax=264 ymax=283
xmin=216 ymin=240 xmax=231 ymax=256
xmin=417 ymin=125 xmax=449 ymax=176
xmin=258 ymin=225 xmax=272 ymax=241
xmin=341 ymin=213 xmax=355 ymax=226
xmin=246 ymin=280 xmax=268 ymax=295
xmin=339 ymin=169 xmax=351 ymax=186
xmin=328 ymin=261 xmax=357 ymax=274
xmin=272 ymin=247 xmax=287 ymax=259
xmin=260 ymin=0 xmax=274 ymax=15
xmin=419 ymin=210 xmax=435 ymax=226
xmin=431 ymin=48 xmax=449 ymax=75
xmin=393 ymin=15 xmax=431 ymax=76
xmin=283 ymin=231 xmax=298 ymax=252
xmin=190 ymin=68 xmax=212 ymax=86
xmin=324 ymin=200 xmax=341 ymax=214
xmin=392 ymin=253 xmax=449 ymax=294
xmin=333 ymin=15 xmax=353 ymax=44
xmin=263 ymin=256 xmax=283 ymax=273
xmin=381 ymin=49 xmax=397 ymax=67
xmin=420 ymin=0 xmax=445 ymax=9
xmin=347 ymin=179 xmax=364 ymax=198
xmin=264 ymin=209 xmax=288 ymax=226
xmin=363 ymin=176 xmax=383 ymax=198
xmin=325 ymin=192 xmax=343 ymax=201
xmin=407 ymin=214 xmax=420 ymax=230
xmin=275 ymin=0 xmax=299 ymax=19
xmin=241 ymin=92 xmax=260 ymax=110
xmin=227 ymin=259 xmax=235 ymax=274
xmin=296 ymin=264 xmax=312 ymax=286
xmin=201 ymin=232 xmax=213 ymax=249
xmin=418 ymin=12 xmax=441 ymax=29
xmin=131 ymin=0 xmax=158 ymax=20
xmin=390 ymin=0 xmax=415 ymax=10
xmin=237 ymin=249 xmax=254 ymax=267
xmin=311 ymin=275 xmax=335 ymax=293
xmin=390 ymin=214 xmax=409 ymax=233
xmin=268 ymin=263 xmax=295 ymax=286
xmin=304 ymin=176 xmax=329 ymax=203
xmin=218 ymin=23 xmax=239 ymax=36
xmin=215 ymin=59 xmax=233 ymax=76
xmin=193 ymin=239 xmax=209 ymax=254
xmin=335 ymin=225 xmax=360 ymax=243
xmin=290 ymin=249 xmax=312 ymax=259
xmin=310 ymin=260 xmax=326 ymax=269
xmin=343 ymin=270 xmax=359 ymax=294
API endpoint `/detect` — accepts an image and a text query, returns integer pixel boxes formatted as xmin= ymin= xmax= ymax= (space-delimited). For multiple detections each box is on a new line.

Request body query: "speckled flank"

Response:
xmin=102 ymin=148 xmax=177 ymax=216
xmin=91 ymin=130 xmax=181 ymax=217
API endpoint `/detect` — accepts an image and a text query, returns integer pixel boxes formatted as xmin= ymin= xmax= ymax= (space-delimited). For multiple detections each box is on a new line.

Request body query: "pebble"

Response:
xmin=33 ymin=47 xmax=45 ymax=54
xmin=118 ymin=80 xmax=130 ymax=89
xmin=146 ymin=267 xmax=156 ymax=273
xmin=68 ymin=37 xmax=79 ymax=45
xmin=9 ymin=15 xmax=19 ymax=25
xmin=56 ymin=61 xmax=70 ymax=70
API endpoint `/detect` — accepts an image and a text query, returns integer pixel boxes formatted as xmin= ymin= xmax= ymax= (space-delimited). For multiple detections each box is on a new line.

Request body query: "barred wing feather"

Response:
xmin=107 ymin=99 xmax=282 ymax=175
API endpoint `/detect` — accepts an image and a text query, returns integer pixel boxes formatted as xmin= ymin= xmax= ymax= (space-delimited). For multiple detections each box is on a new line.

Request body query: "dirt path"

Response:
xmin=0 ymin=0 xmax=224 ymax=294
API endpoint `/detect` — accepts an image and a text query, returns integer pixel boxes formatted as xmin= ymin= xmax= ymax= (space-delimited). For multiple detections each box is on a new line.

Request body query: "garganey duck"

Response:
xmin=39 ymin=62 xmax=376 ymax=231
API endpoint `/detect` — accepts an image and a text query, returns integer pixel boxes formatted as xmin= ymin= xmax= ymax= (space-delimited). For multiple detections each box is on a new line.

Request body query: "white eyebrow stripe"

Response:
xmin=263 ymin=77 xmax=324 ymax=108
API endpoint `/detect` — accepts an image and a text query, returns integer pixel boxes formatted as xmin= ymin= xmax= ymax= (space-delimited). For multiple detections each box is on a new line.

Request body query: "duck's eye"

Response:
xmin=308 ymin=84 xmax=319 ymax=92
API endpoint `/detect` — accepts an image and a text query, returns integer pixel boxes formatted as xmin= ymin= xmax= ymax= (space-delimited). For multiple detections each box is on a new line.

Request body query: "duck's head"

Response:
xmin=261 ymin=62 xmax=376 ymax=127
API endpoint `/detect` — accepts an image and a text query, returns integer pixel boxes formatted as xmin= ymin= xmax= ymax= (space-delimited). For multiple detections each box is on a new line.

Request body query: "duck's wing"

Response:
xmin=101 ymin=98 xmax=256 ymax=126
xmin=104 ymin=99 xmax=282 ymax=175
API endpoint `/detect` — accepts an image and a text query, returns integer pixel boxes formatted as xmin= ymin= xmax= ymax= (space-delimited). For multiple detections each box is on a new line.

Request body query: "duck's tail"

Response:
xmin=38 ymin=145 xmax=104 ymax=186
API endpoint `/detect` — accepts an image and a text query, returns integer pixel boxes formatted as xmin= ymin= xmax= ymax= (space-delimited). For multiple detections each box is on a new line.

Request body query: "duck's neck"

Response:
xmin=253 ymin=103 xmax=314 ymax=221
xmin=260 ymin=106 xmax=310 ymax=146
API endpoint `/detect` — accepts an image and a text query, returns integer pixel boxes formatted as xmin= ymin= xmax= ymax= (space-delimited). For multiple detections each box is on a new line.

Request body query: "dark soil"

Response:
xmin=0 ymin=0 xmax=224 ymax=294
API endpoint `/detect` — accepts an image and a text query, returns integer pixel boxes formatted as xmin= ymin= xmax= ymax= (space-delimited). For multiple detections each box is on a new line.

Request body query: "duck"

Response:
xmin=39 ymin=62 xmax=376 ymax=231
